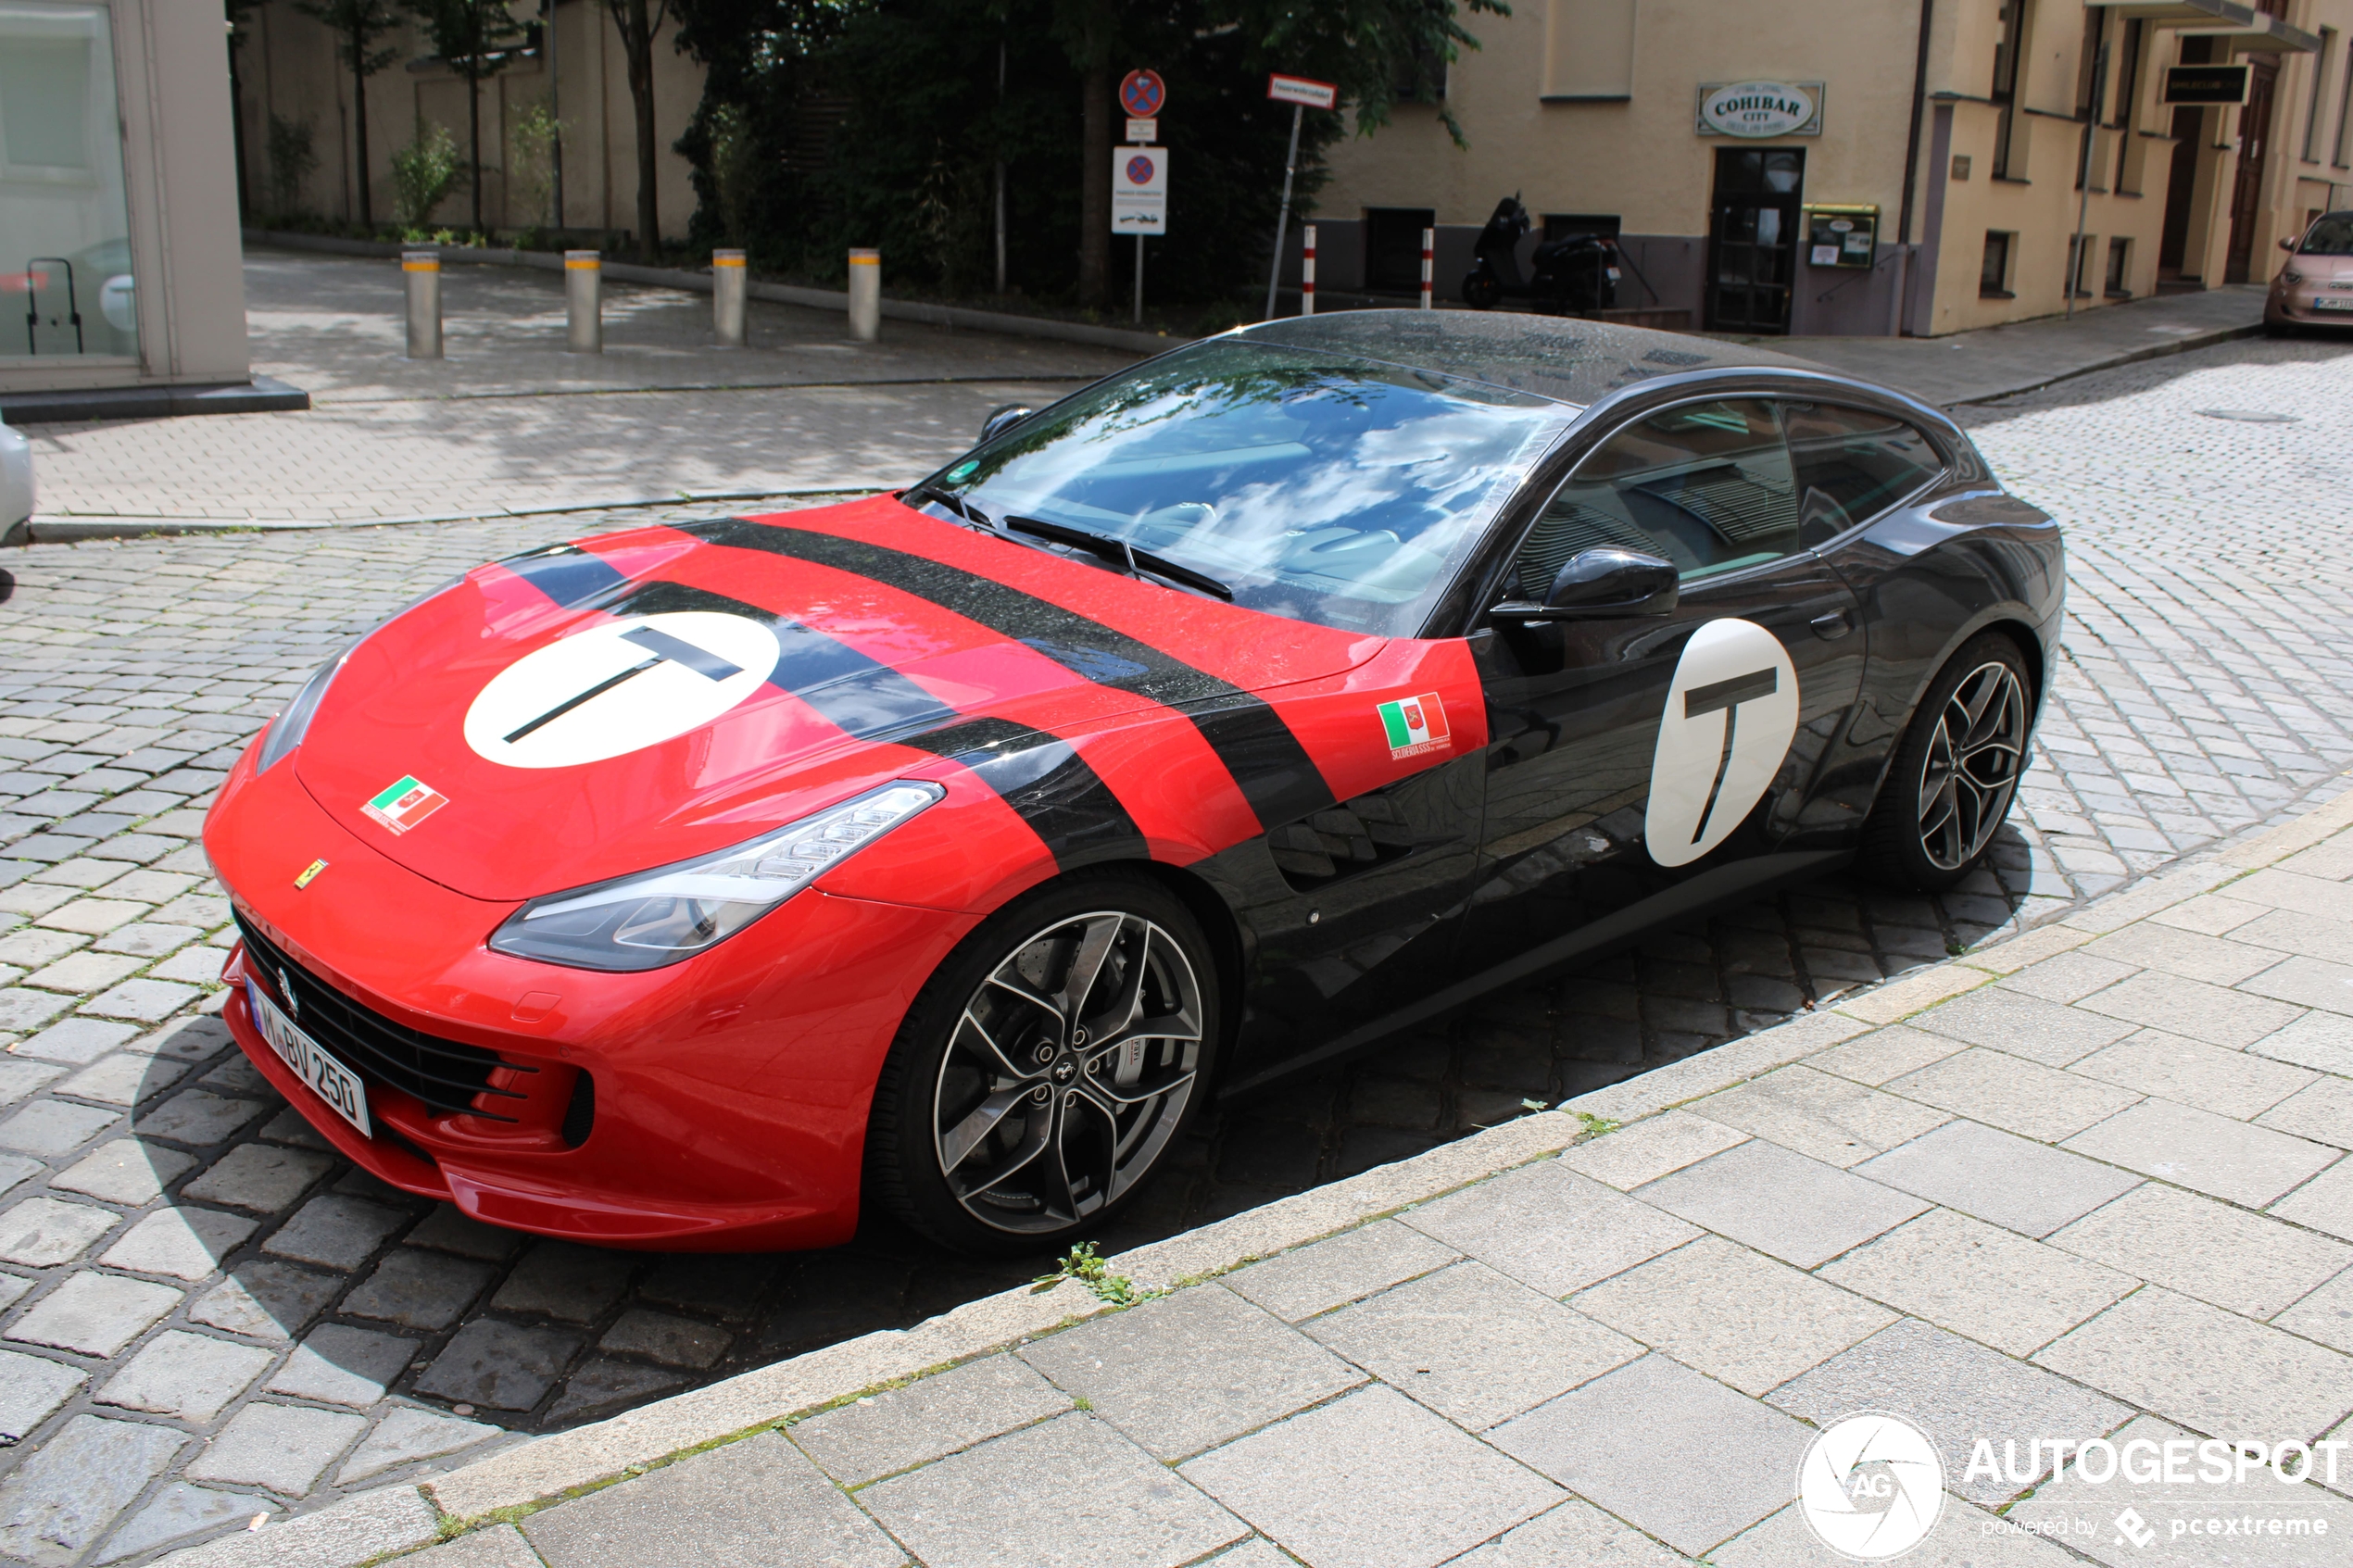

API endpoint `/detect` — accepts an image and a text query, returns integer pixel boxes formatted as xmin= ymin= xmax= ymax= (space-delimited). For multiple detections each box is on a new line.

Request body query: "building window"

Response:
xmin=1982 ymin=232 xmax=2016 ymax=297
xmin=0 ymin=1 xmax=139 ymax=359
xmin=1992 ymin=0 xmax=2034 ymax=177
xmin=2306 ymin=29 xmax=2339 ymax=162
xmin=2066 ymin=233 xmax=2095 ymax=297
xmin=1364 ymin=207 xmax=1438 ymax=294
xmin=2105 ymin=236 xmax=2132 ymax=297
xmin=2113 ymin=19 xmax=2145 ymax=131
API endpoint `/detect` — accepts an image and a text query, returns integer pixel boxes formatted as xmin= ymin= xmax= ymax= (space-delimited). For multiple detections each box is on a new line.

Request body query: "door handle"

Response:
xmin=1810 ymin=609 xmax=1854 ymax=641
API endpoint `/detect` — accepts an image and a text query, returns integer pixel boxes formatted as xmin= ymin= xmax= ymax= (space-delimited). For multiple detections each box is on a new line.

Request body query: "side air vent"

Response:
xmin=1267 ymin=792 xmax=1417 ymax=891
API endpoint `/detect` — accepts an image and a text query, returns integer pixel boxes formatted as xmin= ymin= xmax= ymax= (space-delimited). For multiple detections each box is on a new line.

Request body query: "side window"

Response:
xmin=1512 ymin=399 xmax=1797 ymax=595
xmin=1781 ymin=403 xmax=1945 ymax=546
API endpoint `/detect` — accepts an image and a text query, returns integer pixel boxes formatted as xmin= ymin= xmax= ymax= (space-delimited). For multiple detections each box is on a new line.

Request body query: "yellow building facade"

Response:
xmin=1309 ymin=0 xmax=2353 ymax=335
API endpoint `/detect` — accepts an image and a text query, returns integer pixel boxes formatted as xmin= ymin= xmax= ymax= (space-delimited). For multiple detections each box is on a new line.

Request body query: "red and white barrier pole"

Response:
xmin=1420 ymin=227 xmax=1434 ymax=310
xmin=1302 ymin=225 xmax=1316 ymax=317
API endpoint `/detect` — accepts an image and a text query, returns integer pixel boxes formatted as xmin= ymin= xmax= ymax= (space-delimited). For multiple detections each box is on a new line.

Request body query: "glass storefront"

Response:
xmin=0 ymin=1 xmax=137 ymax=358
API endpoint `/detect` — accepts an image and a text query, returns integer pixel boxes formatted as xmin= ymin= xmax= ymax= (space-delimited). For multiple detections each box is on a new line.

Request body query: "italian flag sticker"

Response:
xmin=1378 ymin=693 xmax=1451 ymax=759
xmin=362 ymin=775 xmax=448 ymax=835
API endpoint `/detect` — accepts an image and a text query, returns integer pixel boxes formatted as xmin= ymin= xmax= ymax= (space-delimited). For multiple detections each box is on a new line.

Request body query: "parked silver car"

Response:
xmin=2266 ymin=211 xmax=2353 ymax=334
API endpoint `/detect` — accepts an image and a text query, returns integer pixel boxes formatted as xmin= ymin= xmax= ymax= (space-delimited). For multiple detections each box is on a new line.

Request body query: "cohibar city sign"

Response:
xmin=1695 ymin=80 xmax=1824 ymax=138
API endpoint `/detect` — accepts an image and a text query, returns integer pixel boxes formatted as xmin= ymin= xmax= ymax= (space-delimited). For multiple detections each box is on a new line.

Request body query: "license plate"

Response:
xmin=2313 ymin=298 xmax=2353 ymax=311
xmin=249 ymin=982 xmax=371 ymax=1137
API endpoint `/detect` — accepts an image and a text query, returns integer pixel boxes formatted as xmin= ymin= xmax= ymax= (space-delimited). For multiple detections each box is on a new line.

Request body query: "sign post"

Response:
xmin=1117 ymin=71 xmax=1167 ymax=326
xmin=1262 ymin=73 xmax=1338 ymax=320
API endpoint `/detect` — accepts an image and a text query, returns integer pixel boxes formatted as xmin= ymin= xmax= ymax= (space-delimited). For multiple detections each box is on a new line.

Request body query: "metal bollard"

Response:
xmin=847 ymin=248 xmax=881 ymax=342
xmin=565 ymin=250 xmax=601 ymax=353
xmin=712 ymin=249 xmax=747 ymax=348
xmin=403 ymin=251 xmax=442 ymax=359
xmin=1302 ymin=225 xmax=1316 ymax=317
xmin=1420 ymin=228 xmax=1434 ymax=311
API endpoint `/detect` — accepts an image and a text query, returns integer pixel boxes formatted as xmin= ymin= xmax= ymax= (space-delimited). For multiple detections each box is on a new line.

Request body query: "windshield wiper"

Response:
xmin=903 ymin=484 xmax=996 ymax=533
xmin=1003 ymin=516 xmax=1234 ymax=601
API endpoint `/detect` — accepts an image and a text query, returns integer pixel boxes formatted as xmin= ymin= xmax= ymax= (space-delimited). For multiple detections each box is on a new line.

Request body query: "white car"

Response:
xmin=0 ymin=418 xmax=32 ymax=536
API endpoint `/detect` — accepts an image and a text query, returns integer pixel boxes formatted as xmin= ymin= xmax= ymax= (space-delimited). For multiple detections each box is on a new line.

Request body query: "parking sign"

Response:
xmin=1113 ymin=145 xmax=1167 ymax=234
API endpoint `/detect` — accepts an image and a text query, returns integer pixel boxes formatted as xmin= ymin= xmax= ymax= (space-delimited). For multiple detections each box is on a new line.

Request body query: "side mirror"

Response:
xmin=1492 ymin=547 xmax=1679 ymax=621
xmin=2280 ymin=237 xmax=2299 ymax=252
xmin=979 ymin=403 xmax=1035 ymax=444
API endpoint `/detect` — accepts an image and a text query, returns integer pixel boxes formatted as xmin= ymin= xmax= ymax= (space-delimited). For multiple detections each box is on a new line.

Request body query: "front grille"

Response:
xmin=235 ymin=913 xmax=533 ymax=1122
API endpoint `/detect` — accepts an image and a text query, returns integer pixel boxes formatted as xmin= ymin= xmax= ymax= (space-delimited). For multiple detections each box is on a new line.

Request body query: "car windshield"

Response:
xmin=2300 ymin=214 xmax=2353 ymax=255
xmin=914 ymin=338 xmax=1579 ymax=636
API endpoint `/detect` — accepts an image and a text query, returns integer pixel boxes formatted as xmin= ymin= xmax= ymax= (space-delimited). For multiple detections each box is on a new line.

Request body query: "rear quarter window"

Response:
xmin=1781 ymin=403 xmax=1945 ymax=546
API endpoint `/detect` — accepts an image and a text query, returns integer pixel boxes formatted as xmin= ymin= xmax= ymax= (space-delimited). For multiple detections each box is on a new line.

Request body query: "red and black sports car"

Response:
xmin=206 ymin=314 xmax=2062 ymax=1255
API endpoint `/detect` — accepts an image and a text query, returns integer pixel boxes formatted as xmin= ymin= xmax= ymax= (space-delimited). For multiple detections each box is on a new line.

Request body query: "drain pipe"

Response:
xmin=1896 ymin=0 xmax=1935 ymax=335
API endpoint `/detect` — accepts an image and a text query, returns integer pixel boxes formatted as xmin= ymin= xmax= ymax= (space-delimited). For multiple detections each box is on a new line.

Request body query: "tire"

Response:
xmin=1859 ymin=633 xmax=2034 ymax=893
xmin=863 ymin=870 xmax=1221 ymax=1256
xmin=1463 ymin=270 xmax=1502 ymax=309
xmin=2264 ymin=319 xmax=2296 ymax=338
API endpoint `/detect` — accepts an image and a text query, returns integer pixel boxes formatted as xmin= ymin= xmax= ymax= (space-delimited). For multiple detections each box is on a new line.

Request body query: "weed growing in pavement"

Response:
xmin=1577 ymin=1111 xmax=1621 ymax=1137
xmin=1032 ymin=1241 xmax=1151 ymax=1306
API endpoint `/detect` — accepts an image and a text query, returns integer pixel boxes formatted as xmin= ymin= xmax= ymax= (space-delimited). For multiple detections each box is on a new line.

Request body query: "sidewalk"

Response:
xmin=13 ymin=249 xmax=1139 ymax=537
xmin=1765 ymin=286 xmax=2269 ymax=408
xmin=127 ymin=779 xmax=2353 ymax=1568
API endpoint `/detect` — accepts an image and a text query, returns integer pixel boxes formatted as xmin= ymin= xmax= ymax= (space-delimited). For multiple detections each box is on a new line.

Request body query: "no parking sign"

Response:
xmin=1113 ymin=145 xmax=1168 ymax=234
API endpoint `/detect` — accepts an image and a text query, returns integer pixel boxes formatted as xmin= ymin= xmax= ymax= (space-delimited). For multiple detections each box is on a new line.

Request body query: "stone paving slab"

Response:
xmin=0 ymin=337 xmax=2349 ymax=1564
xmin=82 ymin=771 xmax=2353 ymax=1568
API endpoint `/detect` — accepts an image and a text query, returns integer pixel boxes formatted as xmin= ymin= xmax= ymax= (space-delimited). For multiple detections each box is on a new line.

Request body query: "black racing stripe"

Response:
xmin=899 ymin=717 xmax=1147 ymax=872
xmin=598 ymin=581 xmax=960 ymax=744
xmin=498 ymin=545 xmax=631 ymax=607
xmin=682 ymin=517 xmax=1332 ymax=829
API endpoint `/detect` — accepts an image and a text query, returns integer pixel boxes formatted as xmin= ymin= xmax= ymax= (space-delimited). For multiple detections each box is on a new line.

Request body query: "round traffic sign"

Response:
xmin=1120 ymin=69 xmax=1166 ymax=119
xmin=1125 ymin=153 xmax=1156 ymax=185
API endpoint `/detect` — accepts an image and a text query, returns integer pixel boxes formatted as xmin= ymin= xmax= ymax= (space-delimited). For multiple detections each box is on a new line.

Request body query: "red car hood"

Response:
xmin=291 ymin=497 xmax=1384 ymax=901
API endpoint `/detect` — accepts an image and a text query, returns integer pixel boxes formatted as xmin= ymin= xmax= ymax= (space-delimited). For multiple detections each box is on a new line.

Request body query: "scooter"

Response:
xmin=1460 ymin=195 xmax=1620 ymax=315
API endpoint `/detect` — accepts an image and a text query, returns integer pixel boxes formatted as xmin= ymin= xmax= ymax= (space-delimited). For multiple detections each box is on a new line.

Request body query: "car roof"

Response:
xmin=1236 ymin=309 xmax=1821 ymax=409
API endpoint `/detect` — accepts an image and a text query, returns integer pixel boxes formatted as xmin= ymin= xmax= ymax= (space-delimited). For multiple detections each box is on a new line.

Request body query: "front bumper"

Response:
xmin=2267 ymin=284 xmax=2353 ymax=325
xmin=208 ymin=745 xmax=979 ymax=1251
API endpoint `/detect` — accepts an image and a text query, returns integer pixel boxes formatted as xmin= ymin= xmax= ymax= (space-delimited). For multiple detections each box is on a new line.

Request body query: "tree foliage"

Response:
xmin=292 ymin=0 xmax=402 ymax=227
xmin=403 ymin=0 xmax=525 ymax=232
xmin=665 ymin=0 xmax=1502 ymax=309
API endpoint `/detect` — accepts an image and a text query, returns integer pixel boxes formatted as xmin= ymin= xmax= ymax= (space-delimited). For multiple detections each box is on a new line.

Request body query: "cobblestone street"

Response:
xmin=0 ymin=333 xmax=2348 ymax=1564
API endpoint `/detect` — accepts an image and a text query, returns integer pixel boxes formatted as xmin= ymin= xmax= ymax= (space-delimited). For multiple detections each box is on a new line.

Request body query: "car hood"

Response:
xmin=2288 ymin=253 xmax=2353 ymax=280
xmin=290 ymin=496 xmax=1384 ymax=901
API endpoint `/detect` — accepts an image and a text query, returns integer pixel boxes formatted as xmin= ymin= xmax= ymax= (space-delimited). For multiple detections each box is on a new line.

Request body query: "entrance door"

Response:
xmin=2224 ymin=59 xmax=2279 ymax=284
xmin=1705 ymin=148 xmax=1805 ymax=333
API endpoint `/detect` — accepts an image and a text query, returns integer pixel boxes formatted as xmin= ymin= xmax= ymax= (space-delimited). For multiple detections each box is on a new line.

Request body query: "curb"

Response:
xmin=154 ymin=767 xmax=2353 ymax=1568
xmin=1947 ymin=318 xmax=2268 ymax=408
xmin=245 ymin=231 xmax=1187 ymax=358
xmin=9 ymin=487 xmax=887 ymax=546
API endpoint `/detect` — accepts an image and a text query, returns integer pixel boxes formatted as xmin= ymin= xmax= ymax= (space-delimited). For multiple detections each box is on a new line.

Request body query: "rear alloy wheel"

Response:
xmin=1861 ymin=634 xmax=2032 ymax=892
xmin=867 ymin=873 xmax=1216 ymax=1255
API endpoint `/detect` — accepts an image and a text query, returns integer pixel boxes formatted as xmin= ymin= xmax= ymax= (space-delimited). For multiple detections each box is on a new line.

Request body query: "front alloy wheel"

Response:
xmin=1861 ymin=633 xmax=2034 ymax=892
xmin=868 ymin=874 xmax=1218 ymax=1254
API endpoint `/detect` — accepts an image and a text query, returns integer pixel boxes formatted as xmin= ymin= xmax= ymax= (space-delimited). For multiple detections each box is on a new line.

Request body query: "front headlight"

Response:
xmin=2281 ymin=269 xmax=2304 ymax=286
xmin=486 ymin=781 xmax=946 ymax=972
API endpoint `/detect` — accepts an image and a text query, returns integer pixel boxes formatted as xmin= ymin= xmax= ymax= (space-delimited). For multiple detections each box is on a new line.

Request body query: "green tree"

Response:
xmin=403 ymin=0 xmax=524 ymax=233
xmin=603 ymin=0 xmax=673 ymax=260
xmin=293 ymin=0 xmax=403 ymax=230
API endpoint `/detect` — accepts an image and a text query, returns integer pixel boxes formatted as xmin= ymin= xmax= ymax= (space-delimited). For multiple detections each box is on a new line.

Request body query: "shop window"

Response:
xmin=1516 ymin=400 xmax=1799 ymax=588
xmin=1780 ymin=403 xmax=1944 ymax=546
xmin=0 ymin=2 xmax=138 ymax=358
xmin=2105 ymin=236 xmax=2133 ymax=297
xmin=1363 ymin=207 xmax=1437 ymax=294
xmin=1981 ymin=232 xmax=2016 ymax=297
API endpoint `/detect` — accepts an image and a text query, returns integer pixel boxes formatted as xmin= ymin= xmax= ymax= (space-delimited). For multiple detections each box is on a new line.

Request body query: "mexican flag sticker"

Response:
xmin=362 ymin=775 xmax=448 ymax=835
xmin=1378 ymin=692 xmax=1451 ymax=759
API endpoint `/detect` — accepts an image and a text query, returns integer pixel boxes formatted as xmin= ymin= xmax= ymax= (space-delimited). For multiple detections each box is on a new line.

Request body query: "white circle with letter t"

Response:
xmin=1798 ymin=1411 xmax=1945 ymax=1561
xmin=1644 ymin=618 xmax=1799 ymax=867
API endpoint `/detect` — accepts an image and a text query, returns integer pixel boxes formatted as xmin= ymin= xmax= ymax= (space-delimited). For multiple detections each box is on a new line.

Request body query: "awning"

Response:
xmin=2083 ymin=0 xmax=2321 ymax=53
